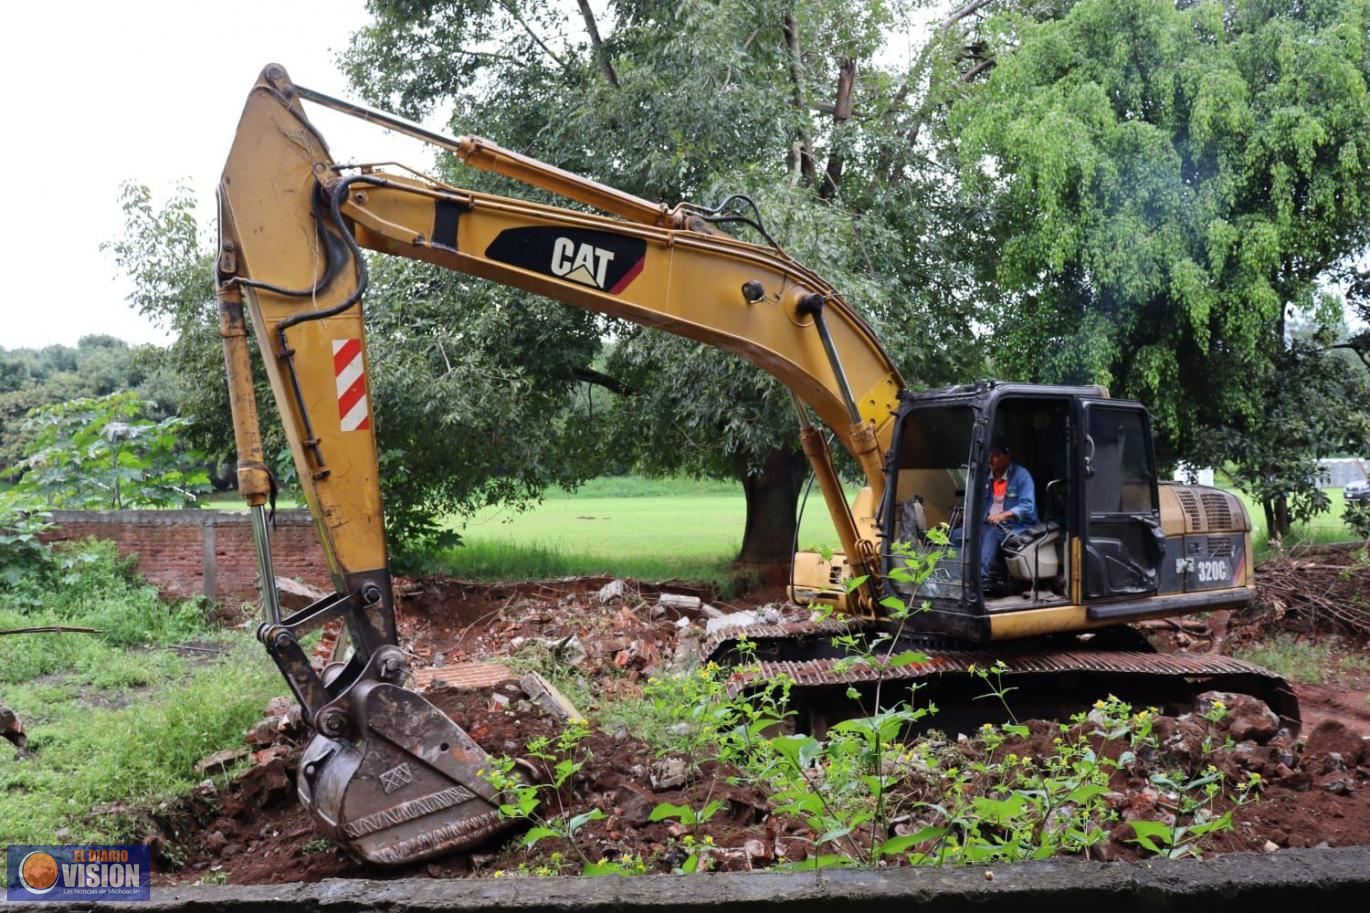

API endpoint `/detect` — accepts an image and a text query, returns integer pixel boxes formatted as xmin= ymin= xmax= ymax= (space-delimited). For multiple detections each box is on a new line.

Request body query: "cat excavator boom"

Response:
xmin=217 ymin=65 xmax=1293 ymax=866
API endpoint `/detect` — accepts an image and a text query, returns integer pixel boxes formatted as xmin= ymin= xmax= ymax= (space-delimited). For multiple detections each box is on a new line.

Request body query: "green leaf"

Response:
xmin=817 ymin=824 xmax=855 ymax=846
xmin=567 ymin=808 xmax=606 ymax=835
xmin=1128 ymin=819 xmax=1175 ymax=853
xmin=522 ymin=826 xmax=562 ymax=848
xmin=844 ymin=575 xmax=870 ymax=593
xmin=1065 ymin=784 xmax=1112 ymax=805
xmin=971 ymin=793 xmax=1027 ymax=826
xmin=887 ymin=650 xmax=930 ymax=668
xmin=581 ymin=861 xmax=626 ymax=877
xmin=695 ymin=799 xmax=725 ymax=823
xmin=770 ymin=733 xmax=822 ymax=769
xmin=877 ymin=826 xmax=947 ymax=858
xmin=648 ymin=802 xmax=692 ymax=824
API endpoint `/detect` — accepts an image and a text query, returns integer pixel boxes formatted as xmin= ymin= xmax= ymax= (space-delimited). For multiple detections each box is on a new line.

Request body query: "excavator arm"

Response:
xmin=216 ymin=64 xmax=904 ymax=864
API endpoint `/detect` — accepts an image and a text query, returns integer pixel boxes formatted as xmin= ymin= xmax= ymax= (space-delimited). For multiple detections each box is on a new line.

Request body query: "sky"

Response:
xmin=0 ymin=0 xmax=438 ymax=350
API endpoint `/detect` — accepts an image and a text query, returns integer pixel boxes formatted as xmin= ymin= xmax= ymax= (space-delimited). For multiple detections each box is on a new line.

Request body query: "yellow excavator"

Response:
xmin=217 ymin=65 xmax=1295 ymax=866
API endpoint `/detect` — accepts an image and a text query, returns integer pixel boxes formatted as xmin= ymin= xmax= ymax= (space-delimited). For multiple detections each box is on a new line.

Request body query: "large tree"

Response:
xmin=943 ymin=0 xmax=1370 ymax=536
xmin=343 ymin=0 xmax=987 ymax=568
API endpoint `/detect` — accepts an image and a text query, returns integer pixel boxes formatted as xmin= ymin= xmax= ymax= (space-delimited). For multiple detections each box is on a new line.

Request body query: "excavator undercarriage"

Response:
xmin=704 ymin=621 xmax=1300 ymax=739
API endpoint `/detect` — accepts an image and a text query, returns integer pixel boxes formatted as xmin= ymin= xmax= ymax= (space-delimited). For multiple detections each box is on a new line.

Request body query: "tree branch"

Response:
xmin=496 ymin=0 xmax=568 ymax=71
xmin=1326 ymin=342 xmax=1370 ymax=371
xmin=821 ymin=58 xmax=856 ymax=200
xmin=961 ymin=58 xmax=996 ymax=82
xmin=810 ymin=101 xmax=867 ymax=117
xmin=940 ymin=0 xmax=997 ymax=30
xmin=782 ymin=8 xmax=818 ymax=187
xmin=573 ymin=366 xmax=632 ymax=395
xmin=576 ymin=0 xmax=619 ymax=88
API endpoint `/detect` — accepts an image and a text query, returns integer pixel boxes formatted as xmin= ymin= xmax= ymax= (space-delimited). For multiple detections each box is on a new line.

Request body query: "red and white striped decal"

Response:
xmin=332 ymin=338 xmax=371 ymax=431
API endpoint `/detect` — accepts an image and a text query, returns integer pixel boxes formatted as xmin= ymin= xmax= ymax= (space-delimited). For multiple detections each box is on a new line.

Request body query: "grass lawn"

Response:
xmin=420 ymin=477 xmax=848 ymax=584
xmin=1227 ymin=487 xmax=1358 ymax=556
xmin=1234 ymin=632 xmax=1370 ymax=684
xmin=448 ymin=486 xmax=846 ymax=559
xmin=0 ymin=542 xmax=277 ymax=871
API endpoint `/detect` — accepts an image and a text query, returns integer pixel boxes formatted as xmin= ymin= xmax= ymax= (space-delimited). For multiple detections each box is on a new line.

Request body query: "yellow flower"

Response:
xmin=703 ymin=835 xmax=715 ymax=845
xmin=493 ymin=870 xmax=506 ymax=879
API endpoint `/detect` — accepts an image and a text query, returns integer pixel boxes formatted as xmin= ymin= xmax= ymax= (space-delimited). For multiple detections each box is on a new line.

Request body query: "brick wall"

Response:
xmin=40 ymin=510 xmax=332 ymax=604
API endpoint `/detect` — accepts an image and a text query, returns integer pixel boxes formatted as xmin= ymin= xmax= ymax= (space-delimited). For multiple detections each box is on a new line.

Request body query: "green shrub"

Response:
xmin=1343 ymin=499 xmax=1370 ymax=540
xmin=0 ymin=540 xmax=210 ymax=684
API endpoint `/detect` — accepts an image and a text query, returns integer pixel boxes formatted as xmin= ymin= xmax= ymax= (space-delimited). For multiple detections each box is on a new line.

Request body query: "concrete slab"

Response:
xmin=26 ymin=846 xmax=1370 ymax=912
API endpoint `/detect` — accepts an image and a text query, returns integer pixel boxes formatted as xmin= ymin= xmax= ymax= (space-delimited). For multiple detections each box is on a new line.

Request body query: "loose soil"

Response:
xmin=147 ymin=569 xmax=1370 ymax=885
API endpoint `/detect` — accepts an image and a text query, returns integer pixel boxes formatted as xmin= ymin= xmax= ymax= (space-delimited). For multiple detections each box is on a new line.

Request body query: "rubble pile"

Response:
xmin=156 ymin=574 xmax=1370 ymax=884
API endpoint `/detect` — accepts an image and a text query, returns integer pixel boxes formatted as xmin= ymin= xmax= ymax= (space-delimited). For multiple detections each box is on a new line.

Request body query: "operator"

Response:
xmin=979 ymin=439 xmax=1037 ymax=578
xmin=952 ymin=439 xmax=1038 ymax=580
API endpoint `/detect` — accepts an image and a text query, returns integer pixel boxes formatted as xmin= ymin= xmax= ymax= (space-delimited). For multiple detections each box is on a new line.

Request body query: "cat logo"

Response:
xmin=550 ymin=237 xmax=616 ymax=289
xmin=485 ymin=227 xmax=647 ymax=295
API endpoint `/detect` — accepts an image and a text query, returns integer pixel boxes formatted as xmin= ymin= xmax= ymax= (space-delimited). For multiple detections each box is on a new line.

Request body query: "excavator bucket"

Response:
xmin=296 ymin=682 xmax=515 ymax=865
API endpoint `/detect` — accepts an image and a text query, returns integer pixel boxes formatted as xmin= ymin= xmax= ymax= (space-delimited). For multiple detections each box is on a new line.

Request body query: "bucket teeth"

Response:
xmin=297 ymin=684 xmax=516 ymax=865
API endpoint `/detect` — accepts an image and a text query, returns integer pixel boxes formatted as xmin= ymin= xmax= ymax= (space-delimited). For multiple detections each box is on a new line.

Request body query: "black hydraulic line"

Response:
xmin=687 ymin=193 xmax=782 ymax=250
xmin=797 ymin=293 xmax=863 ymax=426
xmin=274 ymin=174 xmax=382 ymax=342
xmin=700 ymin=215 xmax=781 ymax=248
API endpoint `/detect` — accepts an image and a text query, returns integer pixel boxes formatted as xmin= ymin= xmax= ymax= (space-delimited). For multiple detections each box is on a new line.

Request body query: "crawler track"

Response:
xmin=706 ymin=622 xmax=1300 ymax=736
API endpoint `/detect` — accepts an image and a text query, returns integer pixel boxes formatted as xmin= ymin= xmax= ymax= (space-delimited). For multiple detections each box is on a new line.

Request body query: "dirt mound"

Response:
xmin=151 ymin=574 xmax=1370 ymax=884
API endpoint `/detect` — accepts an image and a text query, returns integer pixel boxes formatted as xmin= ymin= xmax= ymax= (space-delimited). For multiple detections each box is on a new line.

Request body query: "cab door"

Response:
xmin=1077 ymin=401 xmax=1164 ymax=602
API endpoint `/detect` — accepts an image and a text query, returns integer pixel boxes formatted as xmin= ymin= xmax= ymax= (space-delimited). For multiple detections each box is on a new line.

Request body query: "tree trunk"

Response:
xmin=1262 ymin=496 xmax=1293 ymax=543
xmin=1274 ymin=495 xmax=1291 ymax=540
xmin=782 ymin=9 xmax=818 ymax=186
xmin=735 ymin=447 xmax=810 ymax=576
xmin=820 ymin=58 xmax=856 ymax=200
xmin=576 ymin=0 xmax=619 ymax=88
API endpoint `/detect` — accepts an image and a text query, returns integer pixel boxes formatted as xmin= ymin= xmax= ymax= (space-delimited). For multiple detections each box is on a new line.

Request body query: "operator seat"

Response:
xmin=1001 ymin=478 xmax=1066 ymax=588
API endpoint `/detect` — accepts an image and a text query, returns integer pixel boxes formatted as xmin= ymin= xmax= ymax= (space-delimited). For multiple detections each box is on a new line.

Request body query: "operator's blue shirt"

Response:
xmin=983 ymin=462 xmax=1038 ymax=532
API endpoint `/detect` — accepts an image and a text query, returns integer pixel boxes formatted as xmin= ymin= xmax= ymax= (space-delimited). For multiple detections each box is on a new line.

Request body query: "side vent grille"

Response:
xmin=1174 ymin=489 xmax=1203 ymax=529
xmin=1200 ymin=492 xmax=1233 ymax=530
xmin=829 ymin=564 xmax=844 ymax=586
xmin=1206 ymin=536 xmax=1234 ymax=558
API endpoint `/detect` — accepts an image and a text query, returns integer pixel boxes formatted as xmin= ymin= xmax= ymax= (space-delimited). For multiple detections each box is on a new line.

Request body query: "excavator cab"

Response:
xmin=880 ymin=381 xmax=1242 ymax=642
